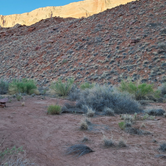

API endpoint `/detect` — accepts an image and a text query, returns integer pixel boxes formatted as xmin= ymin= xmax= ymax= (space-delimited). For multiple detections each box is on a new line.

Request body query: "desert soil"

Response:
xmin=0 ymin=96 xmax=166 ymax=166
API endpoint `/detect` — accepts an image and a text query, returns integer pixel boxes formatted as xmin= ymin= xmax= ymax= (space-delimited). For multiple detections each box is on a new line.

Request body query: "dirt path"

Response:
xmin=0 ymin=96 xmax=166 ymax=166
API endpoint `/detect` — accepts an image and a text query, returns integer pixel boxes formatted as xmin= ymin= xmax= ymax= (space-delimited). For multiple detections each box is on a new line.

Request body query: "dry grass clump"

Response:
xmin=118 ymin=138 xmax=127 ymax=148
xmin=103 ymin=135 xmax=115 ymax=147
xmin=21 ymin=102 xmax=25 ymax=106
xmin=86 ymin=106 xmax=95 ymax=117
xmin=103 ymin=135 xmax=127 ymax=148
xmin=79 ymin=117 xmax=92 ymax=130
xmin=80 ymin=118 xmax=89 ymax=130
xmin=120 ymin=114 xmax=134 ymax=123
xmin=81 ymin=134 xmax=89 ymax=142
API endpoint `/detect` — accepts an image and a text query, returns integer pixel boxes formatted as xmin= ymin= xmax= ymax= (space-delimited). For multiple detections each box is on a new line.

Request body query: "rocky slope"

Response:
xmin=0 ymin=0 xmax=166 ymax=86
xmin=0 ymin=0 xmax=136 ymax=27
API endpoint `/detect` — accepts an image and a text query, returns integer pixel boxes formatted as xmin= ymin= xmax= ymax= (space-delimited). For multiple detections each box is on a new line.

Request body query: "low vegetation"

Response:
xmin=103 ymin=135 xmax=127 ymax=148
xmin=0 ymin=79 xmax=9 ymax=94
xmin=76 ymin=84 xmax=141 ymax=115
xmin=158 ymin=82 xmax=166 ymax=96
xmin=80 ymin=82 xmax=94 ymax=90
xmin=80 ymin=118 xmax=90 ymax=130
xmin=50 ymin=78 xmax=74 ymax=96
xmin=103 ymin=135 xmax=115 ymax=147
xmin=118 ymin=121 xmax=126 ymax=130
xmin=119 ymin=79 xmax=159 ymax=100
xmin=0 ymin=146 xmax=34 ymax=166
xmin=47 ymin=105 xmax=61 ymax=115
xmin=8 ymin=78 xmax=37 ymax=95
xmin=16 ymin=94 xmax=22 ymax=101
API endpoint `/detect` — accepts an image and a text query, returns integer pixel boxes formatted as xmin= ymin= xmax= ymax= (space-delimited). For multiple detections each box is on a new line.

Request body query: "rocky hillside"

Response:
xmin=0 ymin=0 xmax=136 ymax=27
xmin=0 ymin=0 xmax=166 ymax=86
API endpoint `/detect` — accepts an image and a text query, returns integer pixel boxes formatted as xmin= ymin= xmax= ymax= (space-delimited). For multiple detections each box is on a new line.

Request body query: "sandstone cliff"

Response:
xmin=0 ymin=0 xmax=136 ymax=27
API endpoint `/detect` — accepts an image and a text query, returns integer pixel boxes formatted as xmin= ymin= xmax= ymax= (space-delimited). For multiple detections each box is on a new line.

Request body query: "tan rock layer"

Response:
xmin=0 ymin=0 xmax=136 ymax=27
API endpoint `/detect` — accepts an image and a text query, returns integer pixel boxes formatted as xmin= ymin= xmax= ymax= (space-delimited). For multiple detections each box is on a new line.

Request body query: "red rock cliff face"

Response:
xmin=0 ymin=0 xmax=136 ymax=27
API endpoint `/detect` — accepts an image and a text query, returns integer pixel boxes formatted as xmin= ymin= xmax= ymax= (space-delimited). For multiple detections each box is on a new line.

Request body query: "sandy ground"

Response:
xmin=0 ymin=96 xmax=166 ymax=166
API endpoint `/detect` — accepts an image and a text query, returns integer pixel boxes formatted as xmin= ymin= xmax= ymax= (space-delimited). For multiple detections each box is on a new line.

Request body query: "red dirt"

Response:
xmin=0 ymin=96 xmax=166 ymax=166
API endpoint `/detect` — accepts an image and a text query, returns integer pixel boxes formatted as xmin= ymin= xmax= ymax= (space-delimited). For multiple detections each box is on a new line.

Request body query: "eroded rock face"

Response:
xmin=0 ymin=0 xmax=135 ymax=27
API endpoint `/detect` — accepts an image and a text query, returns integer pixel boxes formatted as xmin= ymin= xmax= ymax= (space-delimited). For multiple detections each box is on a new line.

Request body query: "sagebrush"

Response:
xmin=76 ymin=84 xmax=141 ymax=114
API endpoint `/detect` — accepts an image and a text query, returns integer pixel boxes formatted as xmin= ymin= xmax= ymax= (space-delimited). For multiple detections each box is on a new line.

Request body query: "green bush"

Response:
xmin=0 ymin=79 xmax=9 ymax=94
xmin=80 ymin=82 xmax=94 ymax=90
xmin=8 ymin=78 xmax=37 ymax=95
xmin=118 ymin=121 xmax=125 ymax=130
xmin=119 ymin=80 xmax=155 ymax=100
xmin=47 ymin=105 xmax=61 ymax=115
xmin=50 ymin=78 xmax=74 ymax=96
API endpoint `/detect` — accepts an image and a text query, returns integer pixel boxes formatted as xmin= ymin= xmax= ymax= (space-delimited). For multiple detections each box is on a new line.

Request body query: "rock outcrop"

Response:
xmin=0 ymin=0 xmax=136 ymax=27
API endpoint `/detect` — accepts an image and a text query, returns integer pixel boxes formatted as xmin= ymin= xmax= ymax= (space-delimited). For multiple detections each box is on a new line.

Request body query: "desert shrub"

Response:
xmin=47 ymin=105 xmax=61 ymax=115
xmin=119 ymin=80 xmax=155 ymax=100
xmin=79 ymin=118 xmax=91 ymax=130
xmin=103 ymin=107 xmax=115 ymax=116
xmin=29 ymin=89 xmax=40 ymax=95
xmin=85 ymin=106 xmax=95 ymax=117
xmin=0 ymin=79 xmax=9 ymax=94
xmin=16 ymin=94 xmax=22 ymax=101
xmin=0 ymin=146 xmax=34 ymax=165
xmin=8 ymin=78 xmax=37 ymax=95
xmin=121 ymin=114 xmax=134 ymax=123
xmin=50 ymin=78 xmax=74 ymax=96
xmin=118 ymin=138 xmax=127 ymax=148
xmin=0 ymin=146 xmax=23 ymax=160
xmin=76 ymin=84 xmax=141 ymax=114
xmin=80 ymin=82 xmax=94 ymax=90
xmin=158 ymin=82 xmax=166 ymax=95
xmin=103 ymin=135 xmax=115 ymax=147
xmin=68 ymin=84 xmax=81 ymax=101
